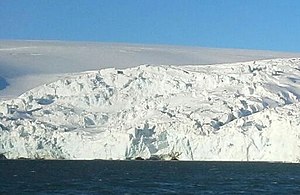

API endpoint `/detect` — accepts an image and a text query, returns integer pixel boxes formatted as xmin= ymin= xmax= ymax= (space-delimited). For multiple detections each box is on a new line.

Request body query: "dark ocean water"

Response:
xmin=0 ymin=160 xmax=300 ymax=194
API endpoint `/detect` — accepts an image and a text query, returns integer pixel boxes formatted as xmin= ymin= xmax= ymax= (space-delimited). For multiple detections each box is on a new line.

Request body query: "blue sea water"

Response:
xmin=0 ymin=160 xmax=300 ymax=194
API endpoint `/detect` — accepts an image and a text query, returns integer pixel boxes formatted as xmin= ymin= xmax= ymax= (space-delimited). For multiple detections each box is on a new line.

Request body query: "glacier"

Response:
xmin=1 ymin=58 xmax=300 ymax=162
xmin=1 ymin=40 xmax=299 ymax=99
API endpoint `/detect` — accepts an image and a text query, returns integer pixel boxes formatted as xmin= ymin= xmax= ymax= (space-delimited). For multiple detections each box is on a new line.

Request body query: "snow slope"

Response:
xmin=1 ymin=55 xmax=300 ymax=162
xmin=1 ymin=40 xmax=299 ymax=99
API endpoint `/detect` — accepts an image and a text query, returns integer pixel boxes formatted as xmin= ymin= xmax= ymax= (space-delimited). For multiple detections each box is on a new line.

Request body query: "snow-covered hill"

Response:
xmin=1 ymin=40 xmax=299 ymax=99
xmin=1 ymin=56 xmax=300 ymax=162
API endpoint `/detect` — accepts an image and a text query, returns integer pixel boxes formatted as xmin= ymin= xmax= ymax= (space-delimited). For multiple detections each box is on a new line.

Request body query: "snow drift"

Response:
xmin=1 ymin=58 xmax=300 ymax=162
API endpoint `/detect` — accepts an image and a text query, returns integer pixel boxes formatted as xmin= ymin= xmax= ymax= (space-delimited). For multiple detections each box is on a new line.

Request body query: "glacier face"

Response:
xmin=1 ymin=58 xmax=300 ymax=162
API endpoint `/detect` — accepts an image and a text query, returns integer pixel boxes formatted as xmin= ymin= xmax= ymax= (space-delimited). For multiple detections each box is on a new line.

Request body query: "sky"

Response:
xmin=1 ymin=0 xmax=300 ymax=52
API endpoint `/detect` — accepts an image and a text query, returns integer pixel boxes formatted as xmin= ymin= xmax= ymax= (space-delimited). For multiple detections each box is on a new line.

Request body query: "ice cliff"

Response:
xmin=1 ymin=58 xmax=300 ymax=162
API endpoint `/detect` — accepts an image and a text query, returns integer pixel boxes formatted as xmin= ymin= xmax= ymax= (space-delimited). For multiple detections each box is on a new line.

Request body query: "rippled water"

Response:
xmin=1 ymin=160 xmax=300 ymax=194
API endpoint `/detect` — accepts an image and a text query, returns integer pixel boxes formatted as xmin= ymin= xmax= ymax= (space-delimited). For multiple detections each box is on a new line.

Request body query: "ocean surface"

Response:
xmin=1 ymin=160 xmax=300 ymax=194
